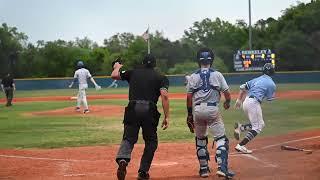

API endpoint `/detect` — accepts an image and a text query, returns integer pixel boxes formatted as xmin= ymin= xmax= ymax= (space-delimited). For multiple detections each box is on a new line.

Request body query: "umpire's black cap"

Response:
xmin=142 ymin=54 xmax=156 ymax=68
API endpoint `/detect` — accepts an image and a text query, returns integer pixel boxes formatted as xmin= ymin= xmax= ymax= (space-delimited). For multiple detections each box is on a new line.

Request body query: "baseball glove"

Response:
xmin=95 ymin=85 xmax=102 ymax=90
xmin=223 ymin=100 xmax=230 ymax=110
xmin=186 ymin=114 xmax=194 ymax=133
xmin=111 ymin=57 xmax=122 ymax=69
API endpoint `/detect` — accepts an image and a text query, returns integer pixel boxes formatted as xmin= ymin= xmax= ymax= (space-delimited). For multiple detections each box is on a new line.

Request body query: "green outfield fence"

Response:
xmin=5 ymin=71 xmax=320 ymax=90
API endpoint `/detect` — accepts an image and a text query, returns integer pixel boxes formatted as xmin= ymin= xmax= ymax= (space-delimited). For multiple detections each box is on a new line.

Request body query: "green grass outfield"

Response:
xmin=0 ymin=83 xmax=320 ymax=149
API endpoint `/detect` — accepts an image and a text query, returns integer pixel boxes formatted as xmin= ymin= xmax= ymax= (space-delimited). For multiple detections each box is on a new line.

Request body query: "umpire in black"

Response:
xmin=1 ymin=73 xmax=16 ymax=107
xmin=111 ymin=54 xmax=170 ymax=180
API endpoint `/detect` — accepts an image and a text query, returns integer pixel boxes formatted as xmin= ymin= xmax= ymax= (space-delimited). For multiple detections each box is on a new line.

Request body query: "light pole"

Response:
xmin=248 ymin=0 xmax=252 ymax=50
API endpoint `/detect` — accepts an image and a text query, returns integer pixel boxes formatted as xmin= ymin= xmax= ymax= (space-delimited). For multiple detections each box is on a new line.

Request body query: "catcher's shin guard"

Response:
xmin=196 ymin=136 xmax=210 ymax=171
xmin=215 ymin=136 xmax=234 ymax=178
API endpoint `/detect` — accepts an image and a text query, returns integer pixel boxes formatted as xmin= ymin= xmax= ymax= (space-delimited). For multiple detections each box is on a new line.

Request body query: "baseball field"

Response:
xmin=0 ymin=83 xmax=320 ymax=179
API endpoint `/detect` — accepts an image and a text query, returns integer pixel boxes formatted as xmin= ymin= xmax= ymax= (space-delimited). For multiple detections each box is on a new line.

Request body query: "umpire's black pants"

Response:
xmin=4 ymin=87 xmax=13 ymax=106
xmin=116 ymin=102 xmax=160 ymax=173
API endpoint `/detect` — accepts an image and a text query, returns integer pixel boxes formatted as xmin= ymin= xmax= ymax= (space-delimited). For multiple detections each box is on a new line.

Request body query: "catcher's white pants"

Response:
xmin=77 ymin=84 xmax=88 ymax=110
xmin=193 ymin=104 xmax=225 ymax=139
xmin=242 ymin=96 xmax=265 ymax=133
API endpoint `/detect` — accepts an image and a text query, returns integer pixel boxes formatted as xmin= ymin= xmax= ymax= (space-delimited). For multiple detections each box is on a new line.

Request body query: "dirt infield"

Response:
xmin=0 ymin=129 xmax=319 ymax=180
xmin=1 ymin=90 xmax=320 ymax=103
xmin=24 ymin=105 xmax=124 ymax=117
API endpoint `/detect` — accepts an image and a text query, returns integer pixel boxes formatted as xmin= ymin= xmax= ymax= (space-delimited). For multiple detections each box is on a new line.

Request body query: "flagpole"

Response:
xmin=147 ymin=25 xmax=150 ymax=54
xmin=148 ymin=39 xmax=150 ymax=54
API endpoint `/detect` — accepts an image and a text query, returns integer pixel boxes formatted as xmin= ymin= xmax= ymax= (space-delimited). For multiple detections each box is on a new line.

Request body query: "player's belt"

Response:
xmin=195 ymin=102 xmax=217 ymax=106
xmin=129 ymin=100 xmax=156 ymax=106
xmin=249 ymin=95 xmax=262 ymax=103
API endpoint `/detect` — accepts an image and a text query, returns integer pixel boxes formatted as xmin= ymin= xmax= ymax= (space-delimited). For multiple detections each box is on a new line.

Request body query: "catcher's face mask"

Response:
xmin=199 ymin=52 xmax=212 ymax=61
xmin=198 ymin=51 xmax=213 ymax=66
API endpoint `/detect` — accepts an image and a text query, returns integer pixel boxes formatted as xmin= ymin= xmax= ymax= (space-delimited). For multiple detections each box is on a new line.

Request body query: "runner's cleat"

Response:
xmin=235 ymin=144 xmax=252 ymax=154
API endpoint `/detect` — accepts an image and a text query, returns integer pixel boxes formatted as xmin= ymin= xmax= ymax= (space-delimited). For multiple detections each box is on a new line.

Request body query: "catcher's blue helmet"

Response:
xmin=263 ymin=63 xmax=275 ymax=76
xmin=196 ymin=48 xmax=215 ymax=66
xmin=77 ymin=60 xmax=84 ymax=68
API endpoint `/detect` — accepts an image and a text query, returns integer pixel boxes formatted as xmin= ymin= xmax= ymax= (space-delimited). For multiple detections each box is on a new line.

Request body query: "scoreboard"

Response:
xmin=233 ymin=49 xmax=276 ymax=71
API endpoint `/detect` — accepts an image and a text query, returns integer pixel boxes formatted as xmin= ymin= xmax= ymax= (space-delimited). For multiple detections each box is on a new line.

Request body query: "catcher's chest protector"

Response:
xmin=193 ymin=69 xmax=217 ymax=93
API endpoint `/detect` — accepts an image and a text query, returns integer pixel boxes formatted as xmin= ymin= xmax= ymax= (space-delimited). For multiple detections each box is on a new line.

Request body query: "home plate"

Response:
xmin=152 ymin=161 xmax=178 ymax=167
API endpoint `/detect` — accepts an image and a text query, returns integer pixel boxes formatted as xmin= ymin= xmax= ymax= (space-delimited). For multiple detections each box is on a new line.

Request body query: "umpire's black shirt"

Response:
xmin=1 ymin=76 xmax=14 ymax=88
xmin=120 ymin=67 xmax=169 ymax=104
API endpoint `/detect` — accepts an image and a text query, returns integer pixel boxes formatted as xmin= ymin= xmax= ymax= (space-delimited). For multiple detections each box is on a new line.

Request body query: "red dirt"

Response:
xmin=0 ymin=129 xmax=319 ymax=180
xmin=24 ymin=105 xmax=124 ymax=117
xmin=1 ymin=90 xmax=320 ymax=103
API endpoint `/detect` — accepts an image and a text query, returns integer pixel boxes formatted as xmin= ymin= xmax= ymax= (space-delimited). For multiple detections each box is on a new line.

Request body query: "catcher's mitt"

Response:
xmin=111 ymin=57 xmax=122 ymax=69
xmin=187 ymin=114 xmax=194 ymax=133
xmin=223 ymin=101 xmax=230 ymax=110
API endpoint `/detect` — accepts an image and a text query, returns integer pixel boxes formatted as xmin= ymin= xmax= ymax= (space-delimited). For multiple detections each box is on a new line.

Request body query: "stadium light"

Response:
xmin=248 ymin=0 xmax=252 ymax=50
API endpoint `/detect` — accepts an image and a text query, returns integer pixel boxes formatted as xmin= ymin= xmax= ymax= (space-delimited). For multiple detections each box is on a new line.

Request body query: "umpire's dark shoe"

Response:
xmin=137 ymin=170 xmax=150 ymax=180
xmin=117 ymin=159 xmax=127 ymax=180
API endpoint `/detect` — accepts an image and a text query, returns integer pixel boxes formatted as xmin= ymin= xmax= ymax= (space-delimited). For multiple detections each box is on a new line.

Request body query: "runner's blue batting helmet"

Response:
xmin=263 ymin=63 xmax=275 ymax=76
xmin=77 ymin=60 xmax=84 ymax=68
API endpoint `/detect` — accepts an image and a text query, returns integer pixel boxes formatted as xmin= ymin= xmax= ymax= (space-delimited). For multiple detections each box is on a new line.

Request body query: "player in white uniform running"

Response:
xmin=186 ymin=48 xmax=235 ymax=178
xmin=234 ymin=63 xmax=276 ymax=154
xmin=69 ymin=61 xmax=101 ymax=113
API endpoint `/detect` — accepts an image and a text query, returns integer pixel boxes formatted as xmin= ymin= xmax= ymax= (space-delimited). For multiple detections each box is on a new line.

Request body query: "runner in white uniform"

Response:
xmin=69 ymin=61 xmax=101 ymax=113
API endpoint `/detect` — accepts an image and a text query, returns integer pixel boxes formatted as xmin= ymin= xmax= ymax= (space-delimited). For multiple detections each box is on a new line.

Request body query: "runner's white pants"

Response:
xmin=77 ymin=84 xmax=88 ymax=110
xmin=242 ymin=97 xmax=265 ymax=133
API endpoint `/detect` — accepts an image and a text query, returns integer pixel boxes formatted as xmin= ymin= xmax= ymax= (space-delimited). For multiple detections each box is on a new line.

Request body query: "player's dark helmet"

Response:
xmin=142 ymin=54 xmax=156 ymax=68
xmin=262 ymin=63 xmax=275 ymax=76
xmin=77 ymin=60 xmax=84 ymax=68
xmin=196 ymin=47 xmax=215 ymax=67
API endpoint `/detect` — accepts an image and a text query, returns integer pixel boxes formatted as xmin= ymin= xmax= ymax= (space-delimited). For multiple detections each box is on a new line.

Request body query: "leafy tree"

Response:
xmin=184 ymin=18 xmax=247 ymax=71
xmin=0 ymin=23 xmax=27 ymax=77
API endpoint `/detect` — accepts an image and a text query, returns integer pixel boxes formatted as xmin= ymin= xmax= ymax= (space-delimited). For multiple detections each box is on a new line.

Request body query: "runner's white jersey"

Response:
xmin=74 ymin=68 xmax=92 ymax=85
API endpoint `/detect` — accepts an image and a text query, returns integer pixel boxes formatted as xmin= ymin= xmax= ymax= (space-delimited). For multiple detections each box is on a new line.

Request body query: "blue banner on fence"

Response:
xmin=9 ymin=71 xmax=320 ymax=90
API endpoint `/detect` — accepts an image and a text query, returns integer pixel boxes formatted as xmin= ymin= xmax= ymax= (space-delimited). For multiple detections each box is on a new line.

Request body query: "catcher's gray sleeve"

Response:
xmin=186 ymin=74 xmax=196 ymax=93
xmin=216 ymin=72 xmax=229 ymax=92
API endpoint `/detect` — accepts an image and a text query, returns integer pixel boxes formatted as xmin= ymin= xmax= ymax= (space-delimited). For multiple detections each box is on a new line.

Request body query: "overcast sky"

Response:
xmin=0 ymin=0 xmax=310 ymax=44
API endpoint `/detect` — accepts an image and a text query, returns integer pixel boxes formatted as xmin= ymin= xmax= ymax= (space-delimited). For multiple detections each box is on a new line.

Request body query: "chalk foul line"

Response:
xmin=0 ymin=154 xmax=93 ymax=162
xmin=239 ymin=154 xmax=278 ymax=168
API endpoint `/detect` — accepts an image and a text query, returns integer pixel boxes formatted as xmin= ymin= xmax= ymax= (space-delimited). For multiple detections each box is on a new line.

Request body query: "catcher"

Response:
xmin=186 ymin=48 xmax=235 ymax=178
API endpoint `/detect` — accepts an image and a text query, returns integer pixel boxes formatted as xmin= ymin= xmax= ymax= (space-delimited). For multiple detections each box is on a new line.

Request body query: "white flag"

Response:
xmin=141 ymin=28 xmax=149 ymax=41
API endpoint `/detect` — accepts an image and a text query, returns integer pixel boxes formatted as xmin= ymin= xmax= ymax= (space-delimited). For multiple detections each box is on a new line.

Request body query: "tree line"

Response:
xmin=0 ymin=0 xmax=319 ymax=78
